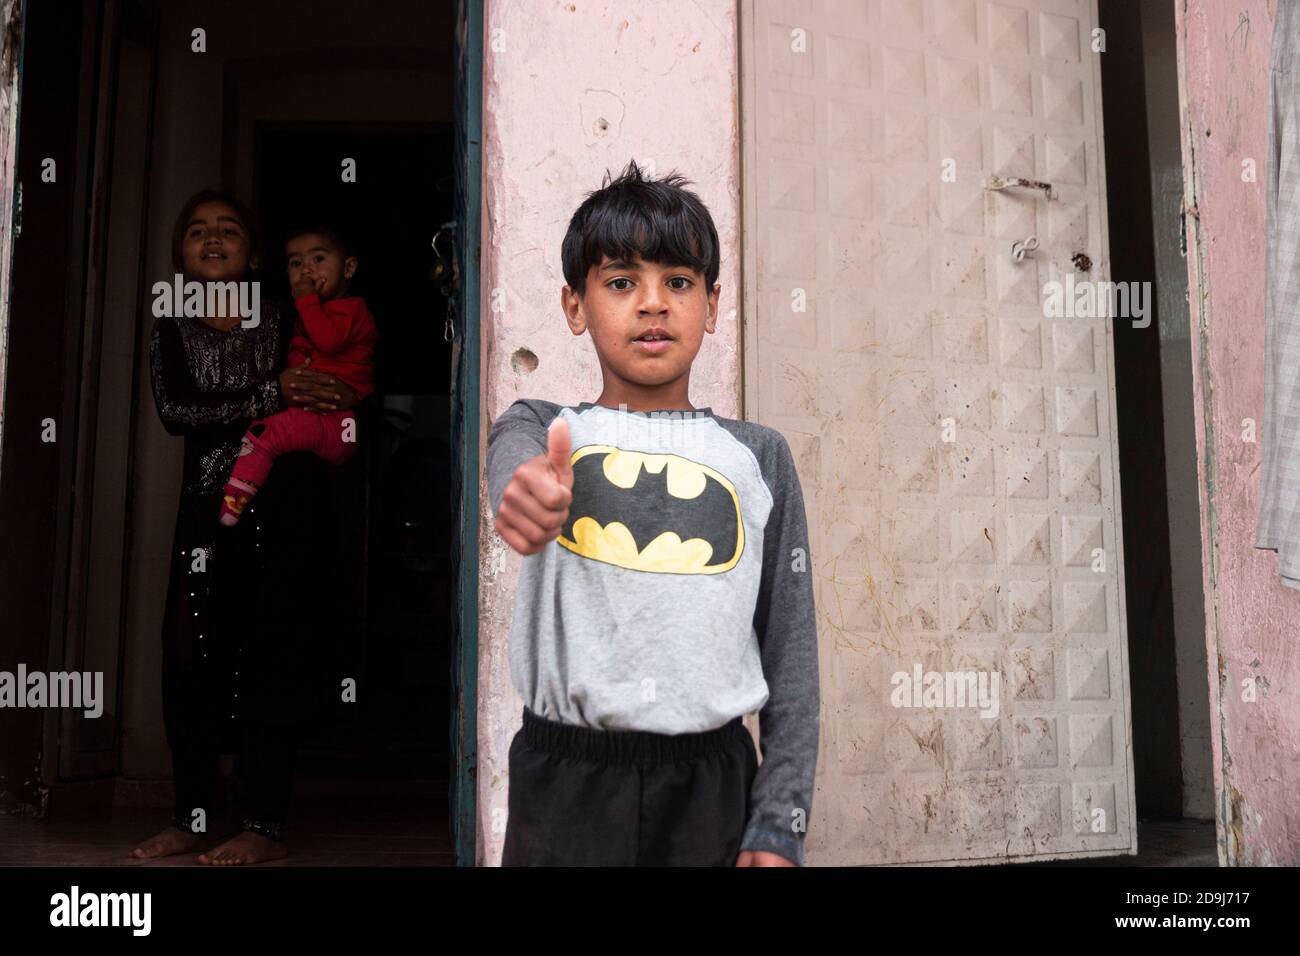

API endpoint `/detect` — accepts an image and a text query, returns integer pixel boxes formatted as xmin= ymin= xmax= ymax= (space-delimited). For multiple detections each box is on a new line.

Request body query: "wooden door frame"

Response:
xmin=0 ymin=1 xmax=21 ymax=488
xmin=451 ymin=0 xmax=482 ymax=868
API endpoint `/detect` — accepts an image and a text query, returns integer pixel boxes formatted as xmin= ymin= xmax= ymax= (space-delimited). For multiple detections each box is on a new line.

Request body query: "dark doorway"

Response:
xmin=0 ymin=0 xmax=475 ymax=867
xmin=253 ymin=123 xmax=456 ymax=769
xmin=1097 ymin=0 xmax=1213 ymax=833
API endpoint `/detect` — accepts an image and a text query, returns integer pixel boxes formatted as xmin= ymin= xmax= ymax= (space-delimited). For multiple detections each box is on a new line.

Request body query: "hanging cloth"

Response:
xmin=1255 ymin=0 xmax=1300 ymax=588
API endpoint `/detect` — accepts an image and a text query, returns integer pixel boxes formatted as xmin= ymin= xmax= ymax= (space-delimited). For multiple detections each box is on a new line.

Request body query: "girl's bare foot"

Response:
xmin=129 ymin=827 xmax=205 ymax=860
xmin=197 ymin=830 xmax=289 ymax=865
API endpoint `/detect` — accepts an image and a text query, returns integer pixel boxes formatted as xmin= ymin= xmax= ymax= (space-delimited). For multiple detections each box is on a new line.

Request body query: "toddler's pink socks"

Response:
xmin=219 ymin=477 xmax=259 ymax=526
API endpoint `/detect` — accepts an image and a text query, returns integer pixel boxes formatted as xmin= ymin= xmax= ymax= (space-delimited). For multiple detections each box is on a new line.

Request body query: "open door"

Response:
xmin=0 ymin=0 xmax=158 ymax=808
xmin=740 ymin=0 xmax=1137 ymax=864
xmin=0 ymin=0 xmax=30 ymax=813
xmin=45 ymin=0 xmax=159 ymax=781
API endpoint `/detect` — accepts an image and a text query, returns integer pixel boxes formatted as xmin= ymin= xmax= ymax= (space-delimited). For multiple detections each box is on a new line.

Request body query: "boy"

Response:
xmin=488 ymin=160 xmax=820 ymax=866
xmin=219 ymin=226 xmax=376 ymax=525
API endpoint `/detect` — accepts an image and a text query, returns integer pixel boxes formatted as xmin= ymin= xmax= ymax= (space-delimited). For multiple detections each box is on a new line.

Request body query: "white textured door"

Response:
xmin=741 ymin=0 xmax=1136 ymax=864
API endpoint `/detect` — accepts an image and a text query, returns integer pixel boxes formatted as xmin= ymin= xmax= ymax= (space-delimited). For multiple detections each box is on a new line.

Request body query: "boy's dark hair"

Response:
xmin=285 ymin=224 xmax=353 ymax=260
xmin=171 ymin=187 xmax=263 ymax=274
xmin=561 ymin=159 xmax=720 ymax=296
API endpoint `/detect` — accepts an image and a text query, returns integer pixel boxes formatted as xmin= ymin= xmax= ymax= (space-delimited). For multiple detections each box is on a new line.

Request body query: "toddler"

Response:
xmin=219 ymin=226 xmax=377 ymax=525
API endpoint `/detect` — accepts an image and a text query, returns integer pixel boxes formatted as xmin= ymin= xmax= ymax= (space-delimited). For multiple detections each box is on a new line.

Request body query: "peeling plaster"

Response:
xmin=1176 ymin=0 xmax=1300 ymax=866
xmin=476 ymin=0 xmax=741 ymax=866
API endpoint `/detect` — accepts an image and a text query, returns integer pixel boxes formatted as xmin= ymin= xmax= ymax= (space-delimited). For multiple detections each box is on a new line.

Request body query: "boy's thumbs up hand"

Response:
xmin=547 ymin=416 xmax=573 ymax=489
xmin=494 ymin=416 xmax=575 ymax=556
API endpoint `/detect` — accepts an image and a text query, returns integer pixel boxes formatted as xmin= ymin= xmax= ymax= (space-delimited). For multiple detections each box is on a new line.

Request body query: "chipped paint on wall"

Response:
xmin=475 ymin=0 xmax=741 ymax=865
xmin=1175 ymin=0 xmax=1300 ymax=866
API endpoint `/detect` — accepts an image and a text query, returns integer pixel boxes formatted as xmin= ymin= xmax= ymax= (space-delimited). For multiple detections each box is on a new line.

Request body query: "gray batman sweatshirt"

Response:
xmin=487 ymin=399 xmax=820 ymax=866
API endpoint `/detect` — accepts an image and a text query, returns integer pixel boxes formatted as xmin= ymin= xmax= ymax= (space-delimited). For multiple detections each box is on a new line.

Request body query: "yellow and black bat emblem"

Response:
xmin=558 ymin=445 xmax=743 ymax=574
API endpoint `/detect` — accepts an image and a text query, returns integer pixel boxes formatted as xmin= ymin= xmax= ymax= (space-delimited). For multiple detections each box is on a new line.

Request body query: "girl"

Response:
xmin=130 ymin=188 xmax=355 ymax=865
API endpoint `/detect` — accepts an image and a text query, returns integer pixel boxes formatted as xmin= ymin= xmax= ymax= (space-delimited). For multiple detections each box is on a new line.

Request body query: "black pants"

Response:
xmin=501 ymin=706 xmax=758 ymax=866
xmin=170 ymin=722 xmax=297 ymax=835
xmin=161 ymin=456 xmax=336 ymax=840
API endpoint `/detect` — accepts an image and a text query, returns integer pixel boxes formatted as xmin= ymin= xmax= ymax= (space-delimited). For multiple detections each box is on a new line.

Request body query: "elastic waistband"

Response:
xmin=519 ymin=706 xmax=745 ymax=766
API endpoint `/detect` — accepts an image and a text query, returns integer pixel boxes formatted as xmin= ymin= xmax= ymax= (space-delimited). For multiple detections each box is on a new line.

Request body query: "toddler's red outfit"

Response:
xmin=219 ymin=294 xmax=377 ymax=526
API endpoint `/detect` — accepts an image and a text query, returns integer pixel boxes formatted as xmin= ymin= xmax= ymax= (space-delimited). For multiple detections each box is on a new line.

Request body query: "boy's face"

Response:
xmin=181 ymin=202 xmax=257 ymax=281
xmin=286 ymin=233 xmax=356 ymax=301
xmin=562 ymin=254 xmax=719 ymax=394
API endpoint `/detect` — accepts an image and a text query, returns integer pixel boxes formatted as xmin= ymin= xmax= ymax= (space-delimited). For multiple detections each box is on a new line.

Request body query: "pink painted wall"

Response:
xmin=1177 ymin=0 xmax=1300 ymax=865
xmin=475 ymin=0 xmax=742 ymax=863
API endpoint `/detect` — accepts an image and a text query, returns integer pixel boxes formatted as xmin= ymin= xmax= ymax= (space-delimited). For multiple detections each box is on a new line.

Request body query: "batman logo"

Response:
xmin=558 ymin=445 xmax=743 ymax=574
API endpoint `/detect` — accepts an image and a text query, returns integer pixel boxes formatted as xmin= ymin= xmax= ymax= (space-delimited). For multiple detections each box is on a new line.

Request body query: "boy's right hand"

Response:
xmin=495 ymin=417 xmax=574 ymax=556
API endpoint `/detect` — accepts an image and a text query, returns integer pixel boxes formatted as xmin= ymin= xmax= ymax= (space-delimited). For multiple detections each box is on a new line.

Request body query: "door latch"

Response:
xmin=985 ymin=176 xmax=1053 ymax=200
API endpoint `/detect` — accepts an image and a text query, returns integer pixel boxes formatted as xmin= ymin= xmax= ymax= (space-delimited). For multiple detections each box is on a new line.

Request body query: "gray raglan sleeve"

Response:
xmin=740 ymin=429 xmax=821 ymax=866
xmin=486 ymin=399 xmax=561 ymax=517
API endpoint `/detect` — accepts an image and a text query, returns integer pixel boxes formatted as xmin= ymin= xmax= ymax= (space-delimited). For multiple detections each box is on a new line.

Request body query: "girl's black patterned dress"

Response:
xmin=149 ymin=301 xmax=338 ymax=837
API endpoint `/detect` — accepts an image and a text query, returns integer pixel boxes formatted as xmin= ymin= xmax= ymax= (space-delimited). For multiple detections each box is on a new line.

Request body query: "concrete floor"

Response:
xmin=0 ymin=769 xmax=453 ymax=867
xmin=1 ymin=793 xmax=1214 ymax=866
xmin=1025 ymin=819 xmax=1220 ymax=867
